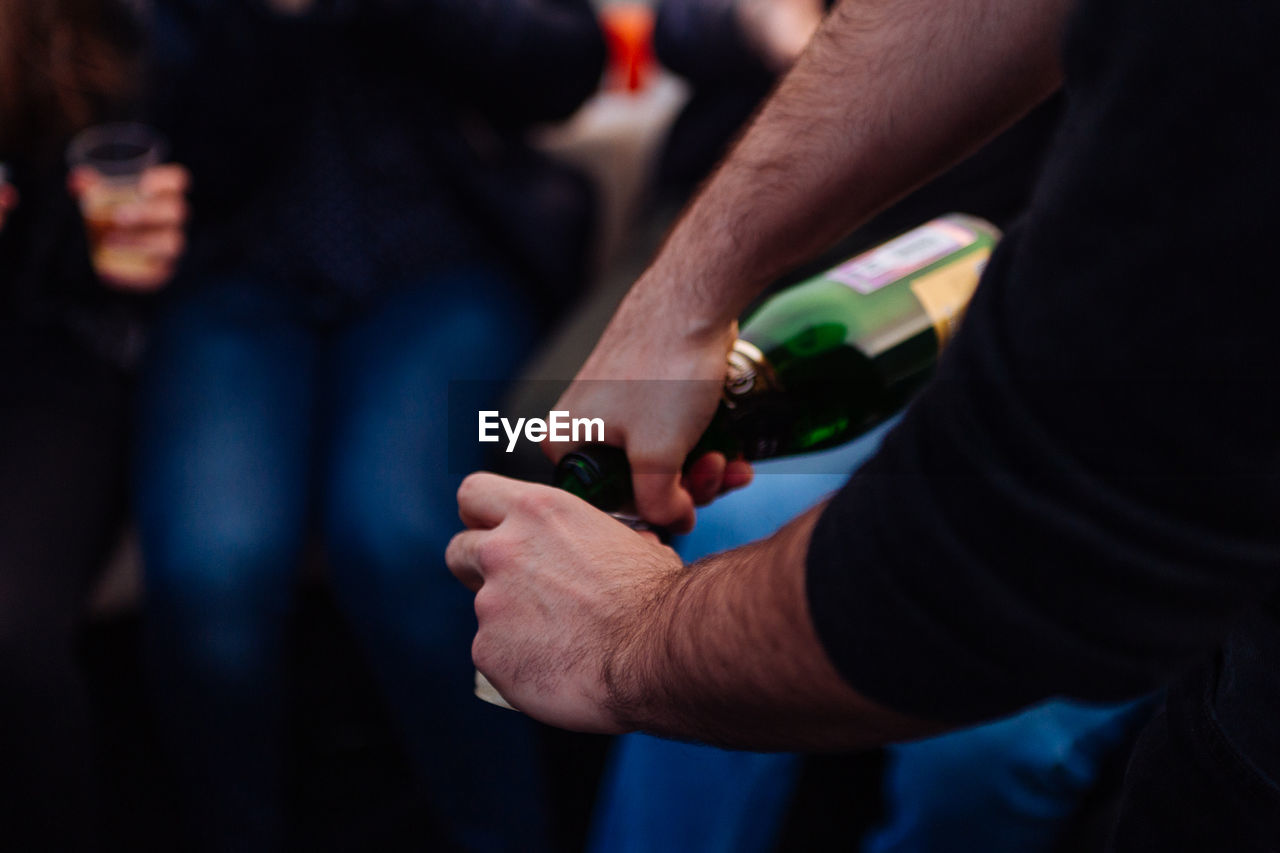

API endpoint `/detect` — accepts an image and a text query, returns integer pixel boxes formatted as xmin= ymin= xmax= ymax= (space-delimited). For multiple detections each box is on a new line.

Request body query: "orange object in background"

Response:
xmin=601 ymin=3 xmax=655 ymax=92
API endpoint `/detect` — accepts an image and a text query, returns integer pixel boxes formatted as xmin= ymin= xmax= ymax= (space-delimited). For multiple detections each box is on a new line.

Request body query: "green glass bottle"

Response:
xmin=556 ymin=213 xmax=1000 ymax=511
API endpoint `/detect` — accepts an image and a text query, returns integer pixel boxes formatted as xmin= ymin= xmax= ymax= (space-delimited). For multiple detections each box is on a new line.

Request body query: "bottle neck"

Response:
xmin=724 ymin=338 xmax=781 ymax=401
xmin=553 ymin=340 xmax=780 ymax=509
xmin=554 ymin=445 xmax=633 ymax=508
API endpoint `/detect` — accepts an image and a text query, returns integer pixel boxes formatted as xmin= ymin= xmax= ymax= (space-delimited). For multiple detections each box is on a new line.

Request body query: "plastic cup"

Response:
xmin=66 ymin=123 xmax=167 ymax=281
xmin=475 ymin=671 xmax=518 ymax=710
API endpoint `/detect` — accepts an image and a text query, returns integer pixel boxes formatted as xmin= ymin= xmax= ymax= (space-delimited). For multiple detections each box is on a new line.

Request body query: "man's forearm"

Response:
xmin=551 ymin=0 xmax=1071 ymax=525
xmin=606 ymin=504 xmax=943 ymax=750
xmin=641 ymin=0 xmax=1070 ymax=334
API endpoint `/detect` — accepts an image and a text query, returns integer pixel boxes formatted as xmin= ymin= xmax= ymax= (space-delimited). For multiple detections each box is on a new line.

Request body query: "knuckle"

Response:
xmin=444 ymin=534 xmax=465 ymax=568
xmin=472 ymin=588 xmax=499 ymax=623
xmin=521 ymin=486 xmax=570 ymax=521
xmin=517 ymin=487 xmax=555 ymax=516
xmin=476 ymin=534 xmax=514 ymax=571
xmin=457 ymin=472 xmax=483 ymax=503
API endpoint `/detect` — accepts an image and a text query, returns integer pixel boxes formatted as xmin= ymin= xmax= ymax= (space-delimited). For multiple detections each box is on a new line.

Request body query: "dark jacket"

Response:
xmin=653 ymin=0 xmax=821 ymax=191
xmin=149 ymin=0 xmax=605 ymax=309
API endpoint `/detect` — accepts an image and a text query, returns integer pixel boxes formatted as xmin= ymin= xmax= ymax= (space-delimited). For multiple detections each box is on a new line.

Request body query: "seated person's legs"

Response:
xmin=865 ymin=699 xmax=1154 ymax=853
xmin=134 ymin=276 xmax=317 ymax=852
xmin=321 ymin=266 xmax=550 ymax=853
xmin=590 ymin=736 xmax=801 ymax=853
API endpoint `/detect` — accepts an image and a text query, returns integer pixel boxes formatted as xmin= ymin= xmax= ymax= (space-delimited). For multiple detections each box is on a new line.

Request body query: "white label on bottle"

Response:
xmin=829 ymin=221 xmax=976 ymax=294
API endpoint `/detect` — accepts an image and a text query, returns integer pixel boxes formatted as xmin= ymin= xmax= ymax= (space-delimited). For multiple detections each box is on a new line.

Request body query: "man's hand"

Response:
xmin=447 ymin=472 xmax=685 ymax=733
xmin=547 ymin=282 xmax=753 ymax=532
xmin=69 ymin=164 xmax=191 ymax=292
xmin=543 ymin=0 xmax=1064 ymax=532
xmin=452 ymin=0 xmax=1068 ymax=749
xmin=448 ymin=473 xmax=940 ymax=748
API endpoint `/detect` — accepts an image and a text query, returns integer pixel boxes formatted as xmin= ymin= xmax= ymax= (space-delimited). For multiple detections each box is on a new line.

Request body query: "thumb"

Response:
xmin=632 ymin=470 xmax=695 ymax=533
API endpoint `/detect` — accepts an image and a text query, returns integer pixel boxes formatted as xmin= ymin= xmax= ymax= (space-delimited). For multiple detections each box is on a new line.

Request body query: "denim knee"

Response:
xmin=142 ymin=510 xmax=299 ymax=680
xmin=323 ymin=485 xmax=457 ymax=601
xmin=321 ymin=475 xmax=476 ymax=661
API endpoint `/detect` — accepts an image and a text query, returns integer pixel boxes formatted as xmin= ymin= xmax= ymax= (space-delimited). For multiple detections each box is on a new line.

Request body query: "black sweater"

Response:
xmin=148 ymin=0 xmax=604 ymax=303
xmin=806 ymin=0 xmax=1280 ymax=844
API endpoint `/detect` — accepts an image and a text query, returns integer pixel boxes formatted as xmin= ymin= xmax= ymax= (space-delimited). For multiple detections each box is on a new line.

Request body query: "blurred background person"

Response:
xmin=652 ymin=0 xmax=828 ymax=199
xmin=585 ymin=2 xmax=1149 ymax=852
xmin=652 ymin=0 xmax=1060 ymax=228
xmin=0 ymin=0 xmax=189 ymax=849
xmin=134 ymin=1 xmax=604 ymax=850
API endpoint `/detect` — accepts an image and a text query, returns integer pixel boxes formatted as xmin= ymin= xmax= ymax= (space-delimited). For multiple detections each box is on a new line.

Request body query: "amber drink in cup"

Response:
xmin=66 ymin=123 xmax=166 ymax=282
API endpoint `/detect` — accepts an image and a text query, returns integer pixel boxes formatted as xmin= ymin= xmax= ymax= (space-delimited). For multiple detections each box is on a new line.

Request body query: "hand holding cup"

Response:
xmin=0 ymin=164 xmax=16 ymax=232
xmin=66 ymin=123 xmax=191 ymax=291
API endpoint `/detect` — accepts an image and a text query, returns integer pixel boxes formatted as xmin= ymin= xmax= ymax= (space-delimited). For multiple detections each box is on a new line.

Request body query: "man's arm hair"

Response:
xmin=643 ymin=0 xmax=1072 ymax=335
xmin=605 ymin=504 xmax=943 ymax=750
xmin=551 ymin=0 xmax=1073 ymax=528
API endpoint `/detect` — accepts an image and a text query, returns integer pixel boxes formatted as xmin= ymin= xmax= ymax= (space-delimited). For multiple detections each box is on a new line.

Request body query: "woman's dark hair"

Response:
xmin=0 ymin=0 xmax=137 ymax=156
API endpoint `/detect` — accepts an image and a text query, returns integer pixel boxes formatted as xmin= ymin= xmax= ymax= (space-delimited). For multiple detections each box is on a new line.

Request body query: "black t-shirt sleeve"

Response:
xmin=805 ymin=0 xmax=1280 ymax=724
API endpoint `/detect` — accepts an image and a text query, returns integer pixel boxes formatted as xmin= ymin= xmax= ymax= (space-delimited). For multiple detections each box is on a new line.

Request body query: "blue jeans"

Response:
xmin=865 ymin=698 xmax=1152 ymax=853
xmin=134 ymin=269 xmax=549 ymax=853
xmin=588 ymin=425 xmax=1149 ymax=853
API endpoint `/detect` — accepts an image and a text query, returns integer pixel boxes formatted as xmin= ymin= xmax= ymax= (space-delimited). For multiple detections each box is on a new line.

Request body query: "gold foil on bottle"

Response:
xmin=724 ymin=339 xmax=779 ymax=401
xmin=909 ymin=247 xmax=991 ymax=349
